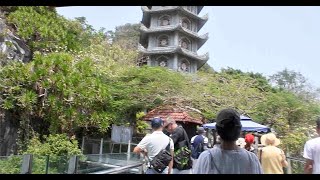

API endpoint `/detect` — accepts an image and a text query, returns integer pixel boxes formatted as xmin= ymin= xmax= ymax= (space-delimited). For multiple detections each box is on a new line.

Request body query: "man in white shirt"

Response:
xmin=303 ymin=118 xmax=320 ymax=174
xmin=133 ymin=117 xmax=174 ymax=174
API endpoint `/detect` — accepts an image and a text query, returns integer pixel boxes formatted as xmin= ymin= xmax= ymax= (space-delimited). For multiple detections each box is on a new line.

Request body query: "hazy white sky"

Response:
xmin=57 ymin=6 xmax=320 ymax=87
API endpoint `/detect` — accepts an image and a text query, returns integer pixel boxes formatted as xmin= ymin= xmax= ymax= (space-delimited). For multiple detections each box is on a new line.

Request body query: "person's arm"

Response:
xmin=304 ymin=159 xmax=314 ymax=174
xmin=253 ymin=154 xmax=264 ymax=174
xmin=303 ymin=141 xmax=313 ymax=174
xmin=133 ymin=146 xmax=143 ymax=154
xmin=133 ymin=136 xmax=148 ymax=154
xmin=168 ymin=149 xmax=174 ymax=174
xmin=168 ymin=138 xmax=174 ymax=174
xmin=280 ymin=150 xmax=288 ymax=168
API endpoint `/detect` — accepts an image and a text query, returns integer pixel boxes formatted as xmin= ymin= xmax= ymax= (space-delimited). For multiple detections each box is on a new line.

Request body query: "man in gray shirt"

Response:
xmin=193 ymin=109 xmax=263 ymax=174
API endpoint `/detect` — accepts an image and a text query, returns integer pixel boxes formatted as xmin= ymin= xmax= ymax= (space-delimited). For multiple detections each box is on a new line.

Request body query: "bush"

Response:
xmin=0 ymin=134 xmax=83 ymax=174
xmin=0 ymin=155 xmax=23 ymax=174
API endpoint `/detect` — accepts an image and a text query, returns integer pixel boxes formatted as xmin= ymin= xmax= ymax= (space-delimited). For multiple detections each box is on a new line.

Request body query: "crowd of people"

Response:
xmin=133 ymin=108 xmax=320 ymax=174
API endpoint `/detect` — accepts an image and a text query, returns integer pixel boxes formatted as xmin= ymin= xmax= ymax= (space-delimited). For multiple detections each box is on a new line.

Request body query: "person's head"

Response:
xmin=151 ymin=117 xmax=164 ymax=131
xmin=245 ymin=134 xmax=255 ymax=145
xmin=216 ymin=108 xmax=242 ymax=142
xmin=316 ymin=118 xmax=320 ymax=135
xmin=260 ymin=133 xmax=280 ymax=146
xmin=236 ymin=138 xmax=246 ymax=148
xmin=197 ymin=127 xmax=206 ymax=135
xmin=164 ymin=117 xmax=177 ymax=133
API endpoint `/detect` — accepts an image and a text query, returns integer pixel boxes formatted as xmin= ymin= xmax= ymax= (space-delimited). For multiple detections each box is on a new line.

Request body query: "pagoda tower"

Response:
xmin=138 ymin=6 xmax=209 ymax=73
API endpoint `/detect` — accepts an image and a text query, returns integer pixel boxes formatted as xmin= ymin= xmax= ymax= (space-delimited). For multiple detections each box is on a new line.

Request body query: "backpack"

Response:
xmin=191 ymin=135 xmax=204 ymax=159
xmin=149 ymin=138 xmax=172 ymax=173
xmin=173 ymin=127 xmax=193 ymax=170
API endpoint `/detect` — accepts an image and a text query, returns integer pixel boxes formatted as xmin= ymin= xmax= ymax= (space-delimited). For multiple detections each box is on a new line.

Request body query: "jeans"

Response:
xmin=146 ymin=168 xmax=160 ymax=174
xmin=172 ymin=168 xmax=192 ymax=174
xmin=145 ymin=167 xmax=169 ymax=174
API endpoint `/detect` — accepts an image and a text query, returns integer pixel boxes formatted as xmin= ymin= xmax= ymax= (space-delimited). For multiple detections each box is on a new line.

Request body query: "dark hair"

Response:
xmin=317 ymin=118 xmax=320 ymax=128
xmin=216 ymin=121 xmax=241 ymax=142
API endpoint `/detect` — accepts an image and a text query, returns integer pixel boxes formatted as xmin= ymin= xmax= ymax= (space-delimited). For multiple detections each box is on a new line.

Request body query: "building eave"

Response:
xmin=141 ymin=6 xmax=208 ymax=31
xmin=140 ymin=24 xmax=209 ymax=49
xmin=143 ymin=105 xmax=204 ymax=125
xmin=197 ymin=6 xmax=204 ymax=14
xmin=178 ymin=7 xmax=208 ymax=31
xmin=138 ymin=44 xmax=209 ymax=63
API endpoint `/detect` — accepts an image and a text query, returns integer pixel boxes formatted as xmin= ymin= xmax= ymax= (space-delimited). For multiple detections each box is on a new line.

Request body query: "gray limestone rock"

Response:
xmin=0 ymin=15 xmax=31 ymax=64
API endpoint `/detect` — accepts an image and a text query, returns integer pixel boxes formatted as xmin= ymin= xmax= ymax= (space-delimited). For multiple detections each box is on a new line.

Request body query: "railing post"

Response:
xmin=286 ymin=148 xmax=292 ymax=174
xmin=99 ymin=138 xmax=103 ymax=154
xmin=20 ymin=154 xmax=33 ymax=174
xmin=67 ymin=155 xmax=79 ymax=174
xmin=99 ymin=138 xmax=103 ymax=162
xmin=45 ymin=155 xmax=49 ymax=174
xmin=127 ymin=140 xmax=131 ymax=165
xmin=81 ymin=136 xmax=85 ymax=154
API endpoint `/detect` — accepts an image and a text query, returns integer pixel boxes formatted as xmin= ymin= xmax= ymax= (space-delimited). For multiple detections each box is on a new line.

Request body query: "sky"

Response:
xmin=57 ymin=6 xmax=320 ymax=87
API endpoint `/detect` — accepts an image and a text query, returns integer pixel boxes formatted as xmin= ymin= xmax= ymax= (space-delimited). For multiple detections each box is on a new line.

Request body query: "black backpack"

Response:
xmin=173 ymin=127 xmax=193 ymax=170
xmin=149 ymin=138 xmax=172 ymax=173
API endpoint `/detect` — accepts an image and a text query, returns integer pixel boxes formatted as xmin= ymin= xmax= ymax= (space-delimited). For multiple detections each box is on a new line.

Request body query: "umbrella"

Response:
xmin=203 ymin=115 xmax=270 ymax=133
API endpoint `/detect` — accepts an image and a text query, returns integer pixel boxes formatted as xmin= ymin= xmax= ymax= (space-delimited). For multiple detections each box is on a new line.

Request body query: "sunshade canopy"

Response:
xmin=203 ymin=115 xmax=270 ymax=133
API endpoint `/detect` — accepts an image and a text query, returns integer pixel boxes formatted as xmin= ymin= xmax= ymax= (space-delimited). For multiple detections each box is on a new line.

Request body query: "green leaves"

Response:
xmin=17 ymin=90 xmax=37 ymax=109
xmin=1 ymin=7 xmax=319 ymax=160
xmin=24 ymin=134 xmax=82 ymax=156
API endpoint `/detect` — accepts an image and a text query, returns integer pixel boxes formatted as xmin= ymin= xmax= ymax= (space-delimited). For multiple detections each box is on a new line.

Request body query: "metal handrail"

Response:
xmin=287 ymin=156 xmax=306 ymax=163
xmin=89 ymin=162 xmax=144 ymax=174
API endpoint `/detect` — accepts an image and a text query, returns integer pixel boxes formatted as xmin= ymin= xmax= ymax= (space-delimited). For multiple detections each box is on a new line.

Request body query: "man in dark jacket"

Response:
xmin=164 ymin=118 xmax=192 ymax=174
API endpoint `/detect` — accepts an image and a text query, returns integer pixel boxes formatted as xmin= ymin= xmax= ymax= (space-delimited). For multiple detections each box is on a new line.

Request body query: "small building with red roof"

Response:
xmin=143 ymin=105 xmax=205 ymax=139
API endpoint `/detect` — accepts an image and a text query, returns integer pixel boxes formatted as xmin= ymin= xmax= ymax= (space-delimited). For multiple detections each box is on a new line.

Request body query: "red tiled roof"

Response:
xmin=143 ymin=106 xmax=204 ymax=125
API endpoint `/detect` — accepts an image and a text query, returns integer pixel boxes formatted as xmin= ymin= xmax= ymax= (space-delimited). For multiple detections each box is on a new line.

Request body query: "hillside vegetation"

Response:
xmin=0 ymin=7 xmax=319 ymax=157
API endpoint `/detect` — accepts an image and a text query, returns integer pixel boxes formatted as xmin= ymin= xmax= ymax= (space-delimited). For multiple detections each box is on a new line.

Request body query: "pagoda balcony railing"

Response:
xmin=139 ymin=44 xmax=209 ymax=61
xmin=140 ymin=24 xmax=209 ymax=40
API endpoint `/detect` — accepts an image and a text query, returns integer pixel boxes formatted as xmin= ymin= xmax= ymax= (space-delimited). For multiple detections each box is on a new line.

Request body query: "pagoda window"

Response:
xmin=158 ymin=15 xmax=171 ymax=26
xmin=157 ymin=56 xmax=169 ymax=67
xmin=179 ymin=59 xmax=190 ymax=72
xmin=181 ymin=18 xmax=192 ymax=31
xmin=158 ymin=35 xmax=169 ymax=47
xmin=179 ymin=37 xmax=192 ymax=50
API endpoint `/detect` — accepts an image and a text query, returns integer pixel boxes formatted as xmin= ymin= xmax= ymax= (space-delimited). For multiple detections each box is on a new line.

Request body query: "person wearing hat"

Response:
xmin=303 ymin=118 xmax=320 ymax=174
xmin=193 ymin=108 xmax=263 ymax=174
xmin=133 ymin=117 xmax=174 ymax=174
xmin=190 ymin=127 xmax=209 ymax=167
xmin=258 ymin=133 xmax=288 ymax=174
xmin=236 ymin=137 xmax=246 ymax=148
xmin=244 ymin=134 xmax=255 ymax=153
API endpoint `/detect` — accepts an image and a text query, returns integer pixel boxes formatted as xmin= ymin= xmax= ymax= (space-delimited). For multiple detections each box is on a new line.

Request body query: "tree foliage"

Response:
xmin=1 ymin=7 xmax=320 ymax=159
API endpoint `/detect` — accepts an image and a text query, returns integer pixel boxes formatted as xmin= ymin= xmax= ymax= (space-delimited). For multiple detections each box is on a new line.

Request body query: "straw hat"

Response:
xmin=260 ymin=133 xmax=280 ymax=146
xmin=236 ymin=138 xmax=246 ymax=148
